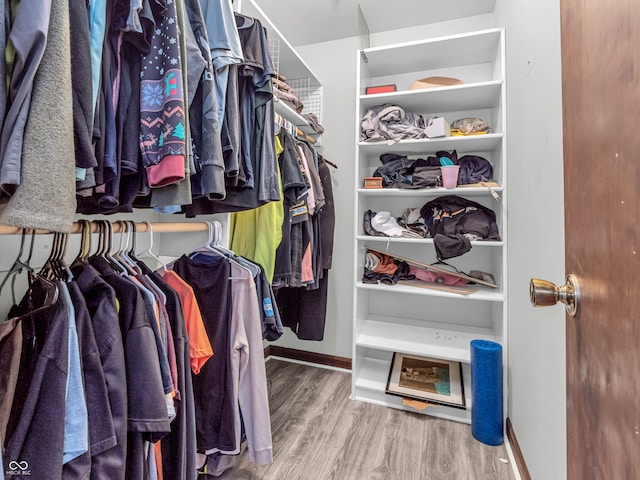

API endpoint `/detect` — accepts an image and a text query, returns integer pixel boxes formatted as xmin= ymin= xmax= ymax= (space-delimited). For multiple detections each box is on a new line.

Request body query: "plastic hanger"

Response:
xmin=124 ymin=221 xmax=145 ymax=275
xmin=40 ymin=231 xmax=63 ymax=280
xmin=11 ymin=272 xmax=60 ymax=321
xmin=39 ymin=231 xmax=60 ymax=279
xmin=113 ymin=221 xmax=139 ymax=275
xmin=2 ymin=232 xmax=59 ymax=319
xmin=40 ymin=231 xmax=74 ymax=283
xmin=191 ymin=220 xmax=233 ymax=257
xmin=91 ymin=220 xmax=127 ymax=274
xmin=190 ymin=221 xmax=232 ymax=260
xmin=71 ymin=219 xmax=92 ymax=268
xmin=127 ymin=221 xmax=140 ymax=262
xmin=53 ymin=232 xmax=73 ymax=282
xmin=192 ymin=221 xmax=218 ymax=254
xmin=212 ymin=221 xmax=234 ymax=255
xmin=136 ymin=221 xmax=167 ymax=272
xmin=0 ymin=229 xmax=36 ymax=306
xmin=105 ymin=221 xmax=129 ymax=275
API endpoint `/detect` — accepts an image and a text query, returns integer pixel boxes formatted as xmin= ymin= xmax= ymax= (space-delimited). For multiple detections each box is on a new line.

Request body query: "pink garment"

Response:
xmin=300 ymin=242 xmax=314 ymax=284
xmin=409 ymin=265 xmax=467 ymax=286
xmin=146 ymin=154 xmax=185 ymax=188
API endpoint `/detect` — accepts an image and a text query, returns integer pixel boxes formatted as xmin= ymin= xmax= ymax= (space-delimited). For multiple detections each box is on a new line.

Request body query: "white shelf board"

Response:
xmin=359 ymin=81 xmax=502 ymax=112
xmin=356 ymin=281 xmax=505 ymax=302
xmin=356 ymin=235 xmax=504 ymax=247
xmin=358 ymin=134 xmax=503 ymax=156
xmin=274 ymin=99 xmax=318 ymax=135
xmin=356 ymin=315 xmax=496 ymax=362
xmin=360 ymin=28 xmax=503 ymax=79
xmin=353 ymin=356 xmax=472 ymax=423
xmin=357 ymin=186 xmax=504 ymax=198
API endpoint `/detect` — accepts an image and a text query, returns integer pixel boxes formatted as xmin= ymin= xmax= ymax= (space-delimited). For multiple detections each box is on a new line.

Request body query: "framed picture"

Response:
xmin=385 ymin=352 xmax=466 ymax=409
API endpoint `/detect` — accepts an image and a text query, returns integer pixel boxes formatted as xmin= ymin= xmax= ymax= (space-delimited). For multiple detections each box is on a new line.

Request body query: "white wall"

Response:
xmin=369 ymin=14 xmax=495 ymax=47
xmin=268 ymin=36 xmax=360 ymax=358
xmin=495 ymin=1 xmax=567 ymax=479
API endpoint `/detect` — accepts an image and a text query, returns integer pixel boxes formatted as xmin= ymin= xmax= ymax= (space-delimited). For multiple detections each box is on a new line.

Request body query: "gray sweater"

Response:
xmin=0 ymin=0 xmax=52 ymax=198
xmin=0 ymin=0 xmax=75 ymax=232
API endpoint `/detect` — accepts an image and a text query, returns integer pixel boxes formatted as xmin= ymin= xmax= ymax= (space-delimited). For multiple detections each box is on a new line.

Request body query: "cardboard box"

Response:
xmin=363 ymin=177 xmax=384 ymax=189
xmin=425 ymin=117 xmax=451 ymax=138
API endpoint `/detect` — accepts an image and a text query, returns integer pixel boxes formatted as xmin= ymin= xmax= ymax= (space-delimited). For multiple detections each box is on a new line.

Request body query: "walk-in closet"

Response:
xmin=1 ymin=0 xmax=605 ymax=478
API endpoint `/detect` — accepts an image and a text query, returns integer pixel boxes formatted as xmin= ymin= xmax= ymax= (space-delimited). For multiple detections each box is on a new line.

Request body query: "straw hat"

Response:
xmin=409 ymin=76 xmax=463 ymax=90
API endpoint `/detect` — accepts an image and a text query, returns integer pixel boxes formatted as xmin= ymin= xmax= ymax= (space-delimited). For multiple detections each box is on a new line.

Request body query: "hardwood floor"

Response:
xmin=215 ymin=359 xmax=517 ymax=480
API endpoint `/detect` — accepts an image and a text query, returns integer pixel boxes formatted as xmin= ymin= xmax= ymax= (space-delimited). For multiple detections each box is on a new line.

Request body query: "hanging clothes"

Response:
xmin=272 ymin=128 xmax=309 ymax=284
xmin=184 ymin=12 xmax=279 ymax=215
xmin=73 ymin=263 xmax=129 ymax=480
xmin=144 ymin=266 xmax=199 ymax=480
xmin=273 ymin=148 xmax=337 ymax=341
xmin=0 ymin=0 xmax=76 ymax=232
xmin=0 ymin=0 xmax=52 ymax=200
xmin=1 ymin=221 xmax=281 ymax=478
xmin=171 ymin=249 xmax=273 ymax=466
xmin=171 ymin=254 xmax=237 ymax=453
xmin=3 ymin=279 xmax=69 ymax=479
xmin=0 ymin=0 xmax=326 ymax=226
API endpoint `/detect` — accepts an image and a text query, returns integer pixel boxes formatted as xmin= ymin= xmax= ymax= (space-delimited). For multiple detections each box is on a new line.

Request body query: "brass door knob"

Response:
xmin=530 ymin=274 xmax=580 ymax=317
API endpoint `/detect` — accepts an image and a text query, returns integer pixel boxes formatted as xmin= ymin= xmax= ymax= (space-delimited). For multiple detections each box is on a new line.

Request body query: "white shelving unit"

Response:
xmin=352 ymin=28 xmax=507 ymax=424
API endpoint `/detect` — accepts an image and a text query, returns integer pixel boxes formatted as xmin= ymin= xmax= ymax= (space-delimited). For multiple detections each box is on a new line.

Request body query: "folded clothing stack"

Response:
xmin=273 ymin=75 xmax=304 ymax=113
xmin=362 ymin=250 xmax=415 ymax=285
xmin=302 ymin=112 xmax=324 ymax=134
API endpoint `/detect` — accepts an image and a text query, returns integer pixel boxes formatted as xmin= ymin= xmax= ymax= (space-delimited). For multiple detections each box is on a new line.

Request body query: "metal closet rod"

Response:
xmin=0 ymin=221 xmax=211 ymax=235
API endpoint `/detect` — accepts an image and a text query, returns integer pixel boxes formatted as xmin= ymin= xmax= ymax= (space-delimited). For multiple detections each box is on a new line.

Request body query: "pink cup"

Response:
xmin=441 ymin=165 xmax=460 ymax=188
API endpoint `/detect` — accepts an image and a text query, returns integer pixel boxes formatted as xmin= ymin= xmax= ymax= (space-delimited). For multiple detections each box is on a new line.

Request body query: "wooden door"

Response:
xmin=560 ymin=0 xmax=640 ymax=478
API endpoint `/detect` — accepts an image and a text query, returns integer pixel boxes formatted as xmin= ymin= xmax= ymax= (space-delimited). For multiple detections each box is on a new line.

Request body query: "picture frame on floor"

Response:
xmin=385 ymin=352 xmax=466 ymax=409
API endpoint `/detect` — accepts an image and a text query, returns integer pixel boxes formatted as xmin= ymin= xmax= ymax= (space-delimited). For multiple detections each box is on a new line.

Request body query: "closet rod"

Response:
xmin=0 ymin=221 xmax=211 ymax=236
xmin=294 ymin=127 xmax=317 ymax=145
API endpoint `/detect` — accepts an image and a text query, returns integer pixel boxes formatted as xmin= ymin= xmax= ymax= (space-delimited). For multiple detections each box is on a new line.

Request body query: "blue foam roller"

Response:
xmin=470 ymin=339 xmax=504 ymax=446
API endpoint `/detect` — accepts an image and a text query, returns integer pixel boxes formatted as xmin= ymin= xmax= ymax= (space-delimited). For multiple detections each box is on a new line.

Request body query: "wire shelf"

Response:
xmin=268 ymin=39 xmax=323 ymax=122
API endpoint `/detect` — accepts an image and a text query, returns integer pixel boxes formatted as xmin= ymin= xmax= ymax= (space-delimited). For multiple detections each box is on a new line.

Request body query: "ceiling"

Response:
xmin=249 ymin=0 xmax=497 ymax=47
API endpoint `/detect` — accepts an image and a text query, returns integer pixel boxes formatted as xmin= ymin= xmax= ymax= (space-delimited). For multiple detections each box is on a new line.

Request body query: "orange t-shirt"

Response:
xmin=161 ymin=270 xmax=214 ymax=374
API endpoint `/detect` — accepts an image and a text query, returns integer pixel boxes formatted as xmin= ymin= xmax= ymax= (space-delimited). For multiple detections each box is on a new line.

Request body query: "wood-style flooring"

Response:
xmin=215 ymin=359 xmax=517 ymax=480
